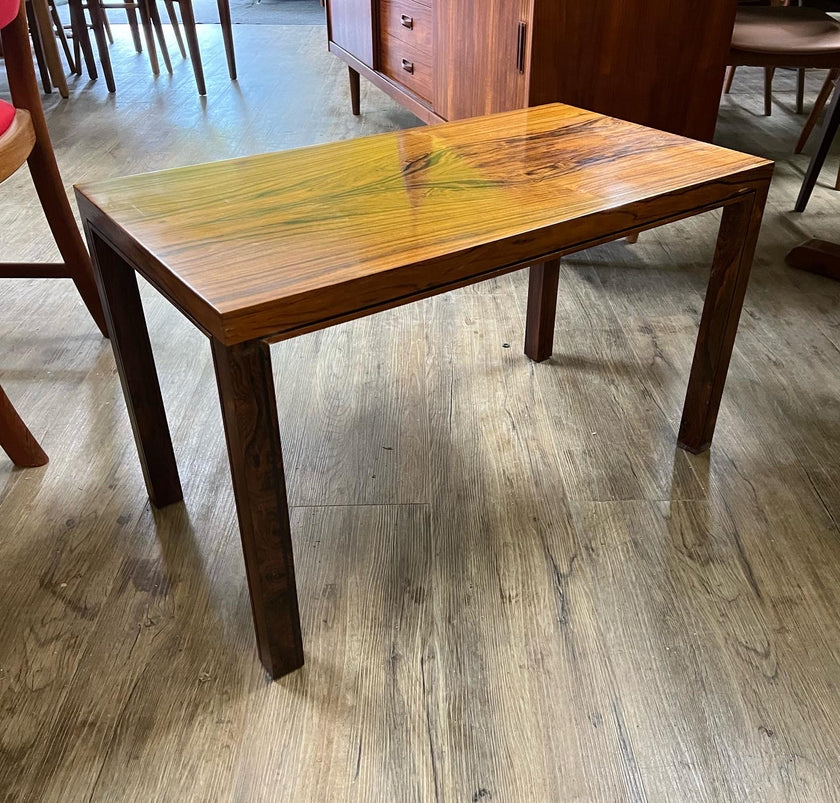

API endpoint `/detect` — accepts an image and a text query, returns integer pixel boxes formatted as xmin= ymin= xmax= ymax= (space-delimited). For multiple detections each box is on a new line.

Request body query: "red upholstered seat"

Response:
xmin=0 ymin=99 xmax=15 ymax=137
xmin=1 ymin=0 xmax=19 ymax=137
xmin=0 ymin=0 xmax=18 ymax=29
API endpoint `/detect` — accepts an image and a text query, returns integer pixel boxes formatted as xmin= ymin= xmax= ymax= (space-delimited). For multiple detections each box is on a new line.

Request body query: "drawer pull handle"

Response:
xmin=516 ymin=21 xmax=526 ymax=74
xmin=400 ymin=13 xmax=413 ymax=29
xmin=401 ymin=58 xmax=414 ymax=74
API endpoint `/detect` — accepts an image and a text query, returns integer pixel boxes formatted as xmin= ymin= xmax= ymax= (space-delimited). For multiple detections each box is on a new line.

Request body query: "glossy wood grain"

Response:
xmin=76 ymin=104 xmax=771 ymax=346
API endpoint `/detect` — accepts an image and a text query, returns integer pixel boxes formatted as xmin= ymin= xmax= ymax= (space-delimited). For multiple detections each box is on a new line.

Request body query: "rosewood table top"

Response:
xmin=76 ymin=103 xmax=771 ymax=346
xmin=76 ymin=104 xmax=773 ymax=679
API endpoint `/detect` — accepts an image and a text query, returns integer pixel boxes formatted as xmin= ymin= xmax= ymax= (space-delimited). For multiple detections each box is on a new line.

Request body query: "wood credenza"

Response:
xmin=326 ymin=0 xmax=738 ymax=141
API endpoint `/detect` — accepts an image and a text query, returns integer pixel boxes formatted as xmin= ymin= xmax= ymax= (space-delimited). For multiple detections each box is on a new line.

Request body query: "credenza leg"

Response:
xmin=211 ymin=338 xmax=304 ymax=680
xmin=86 ymin=229 xmax=184 ymax=507
xmin=349 ymin=66 xmax=361 ymax=116
xmin=524 ymin=259 xmax=561 ymax=362
xmin=678 ymin=186 xmax=768 ymax=453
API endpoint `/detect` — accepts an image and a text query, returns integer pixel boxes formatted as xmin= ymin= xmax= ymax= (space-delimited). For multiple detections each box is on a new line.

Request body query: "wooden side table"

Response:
xmin=76 ymin=104 xmax=773 ymax=679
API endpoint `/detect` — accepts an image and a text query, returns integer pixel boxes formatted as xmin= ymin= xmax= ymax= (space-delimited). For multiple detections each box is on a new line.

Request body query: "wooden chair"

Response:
xmin=67 ymin=0 xmax=171 ymax=92
xmin=795 ymin=74 xmax=840 ymax=210
xmin=26 ymin=0 xmax=69 ymax=97
xmin=725 ymin=5 xmax=840 ymax=116
xmin=2 ymin=0 xmax=109 ymax=464
xmin=159 ymin=0 xmax=236 ymax=95
xmin=1 ymin=0 xmax=108 ymax=331
xmin=794 ymin=67 xmax=839 ymax=196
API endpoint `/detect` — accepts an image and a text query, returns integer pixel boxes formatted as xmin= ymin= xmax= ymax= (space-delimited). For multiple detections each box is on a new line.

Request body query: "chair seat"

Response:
xmin=0 ymin=99 xmax=15 ymax=137
xmin=0 ymin=106 xmax=35 ymax=183
xmin=732 ymin=7 xmax=840 ymax=55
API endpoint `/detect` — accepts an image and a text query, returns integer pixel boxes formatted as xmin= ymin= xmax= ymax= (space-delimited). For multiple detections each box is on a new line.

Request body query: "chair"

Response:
xmin=2 ymin=0 xmax=109 ymax=463
xmin=160 ymin=0 xmax=236 ymax=95
xmin=1 ymin=0 xmax=108 ymax=322
xmin=795 ymin=74 xmax=840 ymax=210
xmin=726 ymin=5 xmax=840 ymax=116
xmin=794 ymin=67 xmax=839 ymax=196
xmin=67 ymin=0 xmax=172 ymax=92
xmin=25 ymin=0 xmax=69 ymax=97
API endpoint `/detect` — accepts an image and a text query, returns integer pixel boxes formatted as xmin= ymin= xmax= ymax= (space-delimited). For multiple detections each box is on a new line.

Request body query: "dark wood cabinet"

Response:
xmin=326 ymin=0 xmax=738 ymax=141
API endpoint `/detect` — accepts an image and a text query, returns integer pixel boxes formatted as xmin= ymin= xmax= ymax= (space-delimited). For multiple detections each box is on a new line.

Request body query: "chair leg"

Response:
xmin=796 ymin=67 xmax=805 ymax=115
xmin=68 ymin=0 xmax=97 ymax=79
xmin=72 ymin=29 xmax=82 ymax=74
xmin=724 ymin=64 xmax=736 ymax=94
xmin=137 ymin=0 xmax=160 ymax=75
xmin=163 ymin=0 xmax=186 ymax=58
xmin=796 ymin=69 xmax=839 ymax=154
xmin=795 ymin=80 xmax=840 ymax=213
xmin=123 ymin=0 xmax=143 ymax=51
xmin=51 ymin=1 xmax=78 ymax=73
xmin=0 ymin=5 xmax=108 ymax=336
xmin=102 ymin=8 xmax=113 ymax=43
xmin=68 ymin=2 xmax=89 ymax=76
xmin=215 ymin=0 xmax=235 ymax=80
xmin=764 ymin=66 xmax=775 ymax=116
xmin=30 ymin=0 xmax=69 ymax=98
xmin=177 ymin=0 xmax=206 ymax=95
xmin=0 ymin=385 xmax=49 ymax=468
xmin=147 ymin=0 xmax=172 ymax=74
xmin=85 ymin=0 xmax=116 ymax=91
xmin=25 ymin=0 xmax=53 ymax=94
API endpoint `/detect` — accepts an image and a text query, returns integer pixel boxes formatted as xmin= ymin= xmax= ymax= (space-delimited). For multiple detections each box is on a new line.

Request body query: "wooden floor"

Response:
xmin=2 ymin=25 xmax=840 ymax=802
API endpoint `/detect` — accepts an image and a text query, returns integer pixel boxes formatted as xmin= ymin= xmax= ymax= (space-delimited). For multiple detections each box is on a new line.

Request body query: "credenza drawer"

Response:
xmin=379 ymin=0 xmax=432 ymax=51
xmin=379 ymin=33 xmax=433 ymax=102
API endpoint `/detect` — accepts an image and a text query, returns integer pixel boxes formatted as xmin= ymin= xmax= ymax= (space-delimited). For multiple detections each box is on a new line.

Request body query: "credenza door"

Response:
xmin=327 ymin=0 xmax=376 ymax=67
xmin=435 ymin=0 xmax=532 ymax=120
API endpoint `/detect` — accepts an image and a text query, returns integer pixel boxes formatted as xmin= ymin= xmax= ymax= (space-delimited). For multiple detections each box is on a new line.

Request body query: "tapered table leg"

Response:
xmin=678 ymin=187 xmax=768 ymax=453
xmin=211 ymin=338 xmax=304 ymax=679
xmin=86 ymin=229 xmax=183 ymax=506
xmin=524 ymin=259 xmax=561 ymax=362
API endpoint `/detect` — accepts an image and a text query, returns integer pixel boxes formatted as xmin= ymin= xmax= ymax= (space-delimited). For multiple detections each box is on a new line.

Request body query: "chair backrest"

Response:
xmin=0 ymin=0 xmax=19 ymax=30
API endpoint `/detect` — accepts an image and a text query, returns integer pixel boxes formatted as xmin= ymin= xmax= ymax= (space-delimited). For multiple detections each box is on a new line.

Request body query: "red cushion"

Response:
xmin=0 ymin=99 xmax=15 ymax=137
xmin=0 ymin=0 xmax=18 ymax=29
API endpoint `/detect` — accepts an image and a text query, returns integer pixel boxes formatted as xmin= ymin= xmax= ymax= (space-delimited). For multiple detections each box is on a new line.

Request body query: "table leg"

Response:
xmin=211 ymin=338 xmax=304 ymax=680
xmin=86 ymin=230 xmax=183 ymax=506
xmin=524 ymin=259 xmax=561 ymax=362
xmin=678 ymin=188 xmax=768 ymax=453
